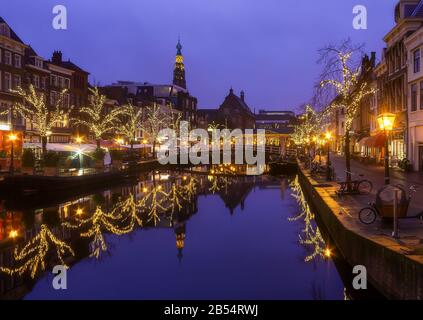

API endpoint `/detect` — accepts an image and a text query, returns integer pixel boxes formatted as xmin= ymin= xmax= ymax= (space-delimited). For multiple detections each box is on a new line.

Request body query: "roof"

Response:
xmin=222 ymin=89 xmax=254 ymax=116
xmin=50 ymin=59 xmax=89 ymax=74
xmin=410 ymin=1 xmax=423 ymax=17
xmin=197 ymin=109 xmax=219 ymax=122
xmin=0 ymin=16 xmax=26 ymax=45
xmin=255 ymin=113 xmax=297 ymax=122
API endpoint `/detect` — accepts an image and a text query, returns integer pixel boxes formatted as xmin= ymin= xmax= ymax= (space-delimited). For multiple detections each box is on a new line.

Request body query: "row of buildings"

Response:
xmin=0 ymin=15 xmax=299 ymax=165
xmin=327 ymin=0 xmax=423 ymax=172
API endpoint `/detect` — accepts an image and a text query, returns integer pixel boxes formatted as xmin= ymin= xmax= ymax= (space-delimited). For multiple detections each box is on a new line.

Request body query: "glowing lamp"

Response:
xmin=75 ymin=137 xmax=83 ymax=144
xmin=325 ymin=132 xmax=332 ymax=141
xmin=9 ymin=229 xmax=18 ymax=239
xmin=377 ymin=113 xmax=396 ymax=132
xmin=8 ymin=134 xmax=17 ymax=142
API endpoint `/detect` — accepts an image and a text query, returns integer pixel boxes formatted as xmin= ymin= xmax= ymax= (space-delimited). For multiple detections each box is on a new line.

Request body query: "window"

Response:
xmin=14 ymin=54 xmax=21 ymax=68
xmin=0 ymin=23 xmax=11 ymax=38
xmin=411 ymin=83 xmax=418 ymax=112
xmin=4 ymin=72 xmax=11 ymax=91
xmin=33 ymin=75 xmax=40 ymax=88
xmin=64 ymin=78 xmax=70 ymax=89
xmin=50 ymin=75 xmax=57 ymax=86
xmin=35 ymin=58 xmax=43 ymax=68
xmin=50 ymin=91 xmax=56 ymax=106
xmin=13 ymin=74 xmax=21 ymax=88
xmin=0 ymin=48 xmax=2 ymax=63
xmin=420 ymin=82 xmax=423 ymax=110
xmin=58 ymin=76 xmax=63 ymax=88
xmin=414 ymin=49 xmax=421 ymax=73
xmin=4 ymin=51 xmax=11 ymax=65
xmin=41 ymin=77 xmax=46 ymax=89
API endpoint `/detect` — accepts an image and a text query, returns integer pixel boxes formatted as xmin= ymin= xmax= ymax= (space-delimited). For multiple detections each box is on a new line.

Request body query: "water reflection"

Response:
xmin=289 ymin=176 xmax=330 ymax=262
xmin=0 ymin=171 xmax=355 ymax=299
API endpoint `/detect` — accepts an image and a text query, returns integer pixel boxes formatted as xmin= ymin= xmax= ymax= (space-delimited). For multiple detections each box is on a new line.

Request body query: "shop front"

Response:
xmin=0 ymin=130 xmax=23 ymax=172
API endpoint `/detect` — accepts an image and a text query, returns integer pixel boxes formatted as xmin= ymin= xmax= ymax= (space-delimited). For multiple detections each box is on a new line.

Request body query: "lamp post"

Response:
xmin=377 ymin=113 xmax=396 ymax=185
xmin=8 ymin=133 xmax=17 ymax=175
xmin=75 ymin=136 xmax=83 ymax=170
xmin=325 ymin=132 xmax=332 ymax=181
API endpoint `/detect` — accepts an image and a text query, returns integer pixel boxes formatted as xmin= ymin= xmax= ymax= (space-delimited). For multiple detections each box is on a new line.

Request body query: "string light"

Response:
xmin=0 ymin=225 xmax=75 ymax=278
xmin=11 ymin=85 xmax=72 ymax=150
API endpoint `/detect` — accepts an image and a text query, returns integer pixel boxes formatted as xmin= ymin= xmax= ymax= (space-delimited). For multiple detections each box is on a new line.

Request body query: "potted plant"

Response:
xmin=92 ymin=148 xmax=106 ymax=170
xmin=21 ymin=149 xmax=35 ymax=175
xmin=42 ymin=151 xmax=60 ymax=176
xmin=109 ymin=149 xmax=123 ymax=170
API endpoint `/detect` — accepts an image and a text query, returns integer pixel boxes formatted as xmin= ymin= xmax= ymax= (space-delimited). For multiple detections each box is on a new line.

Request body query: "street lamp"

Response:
xmin=325 ymin=131 xmax=332 ymax=181
xmin=8 ymin=133 xmax=17 ymax=175
xmin=377 ymin=113 xmax=396 ymax=185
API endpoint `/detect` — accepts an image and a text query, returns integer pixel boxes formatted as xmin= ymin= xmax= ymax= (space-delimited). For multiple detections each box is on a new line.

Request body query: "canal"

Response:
xmin=0 ymin=168 xmax=380 ymax=299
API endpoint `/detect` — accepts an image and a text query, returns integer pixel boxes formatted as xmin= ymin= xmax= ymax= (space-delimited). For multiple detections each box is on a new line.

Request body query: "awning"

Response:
xmin=24 ymin=143 xmax=98 ymax=153
xmin=360 ymin=133 xmax=386 ymax=148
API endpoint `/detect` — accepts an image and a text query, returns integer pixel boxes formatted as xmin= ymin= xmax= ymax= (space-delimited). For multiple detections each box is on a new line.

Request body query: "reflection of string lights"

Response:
xmin=0 ymin=225 xmax=75 ymax=278
xmin=63 ymin=206 xmax=131 ymax=258
xmin=289 ymin=176 xmax=329 ymax=262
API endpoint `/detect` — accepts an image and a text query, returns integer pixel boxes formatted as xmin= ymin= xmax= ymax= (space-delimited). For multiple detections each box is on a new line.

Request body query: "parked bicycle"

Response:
xmin=336 ymin=171 xmax=373 ymax=196
xmin=359 ymin=184 xmax=423 ymax=224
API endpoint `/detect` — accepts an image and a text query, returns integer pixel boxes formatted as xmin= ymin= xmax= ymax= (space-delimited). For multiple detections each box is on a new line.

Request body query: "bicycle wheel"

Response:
xmin=358 ymin=180 xmax=373 ymax=194
xmin=359 ymin=207 xmax=377 ymax=225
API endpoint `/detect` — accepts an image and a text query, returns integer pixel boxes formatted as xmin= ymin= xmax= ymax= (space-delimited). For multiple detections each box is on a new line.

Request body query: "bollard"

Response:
xmin=392 ymin=189 xmax=399 ymax=239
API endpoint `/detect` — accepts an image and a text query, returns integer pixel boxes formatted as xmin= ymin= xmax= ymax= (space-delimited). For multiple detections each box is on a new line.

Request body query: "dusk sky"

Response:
xmin=3 ymin=0 xmax=398 ymax=111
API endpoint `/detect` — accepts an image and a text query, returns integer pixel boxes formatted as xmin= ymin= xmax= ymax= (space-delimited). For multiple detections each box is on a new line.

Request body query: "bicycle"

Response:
xmin=336 ymin=171 xmax=373 ymax=196
xmin=359 ymin=184 xmax=423 ymax=224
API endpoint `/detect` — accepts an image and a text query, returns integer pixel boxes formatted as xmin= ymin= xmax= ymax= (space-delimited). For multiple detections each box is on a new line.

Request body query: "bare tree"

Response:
xmin=318 ymin=39 xmax=375 ymax=186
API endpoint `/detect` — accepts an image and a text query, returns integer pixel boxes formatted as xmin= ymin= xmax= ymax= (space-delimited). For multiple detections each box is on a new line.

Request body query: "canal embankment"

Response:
xmin=298 ymin=162 xmax=423 ymax=300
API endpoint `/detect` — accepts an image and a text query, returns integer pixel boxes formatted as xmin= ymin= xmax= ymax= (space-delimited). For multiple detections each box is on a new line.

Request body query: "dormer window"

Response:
xmin=0 ymin=23 xmax=11 ymax=38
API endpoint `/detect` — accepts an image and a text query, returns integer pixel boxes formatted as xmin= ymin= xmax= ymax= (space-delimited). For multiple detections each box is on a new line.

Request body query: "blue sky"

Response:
xmin=2 ymin=0 xmax=398 ymax=110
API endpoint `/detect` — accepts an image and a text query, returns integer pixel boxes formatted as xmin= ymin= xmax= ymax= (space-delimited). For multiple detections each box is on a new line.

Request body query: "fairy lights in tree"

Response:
xmin=318 ymin=41 xmax=376 ymax=184
xmin=118 ymin=103 xmax=144 ymax=150
xmin=141 ymin=103 xmax=181 ymax=154
xmin=74 ymin=87 xmax=126 ymax=148
xmin=12 ymin=85 xmax=71 ymax=155
xmin=291 ymin=105 xmax=321 ymax=146
xmin=0 ymin=224 xmax=75 ymax=278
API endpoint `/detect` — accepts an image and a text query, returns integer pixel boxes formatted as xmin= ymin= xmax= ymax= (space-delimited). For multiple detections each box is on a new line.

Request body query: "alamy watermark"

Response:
xmin=353 ymin=5 xmax=367 ymax=30
xmin=157 ymin=121 xmax=266 ymax=175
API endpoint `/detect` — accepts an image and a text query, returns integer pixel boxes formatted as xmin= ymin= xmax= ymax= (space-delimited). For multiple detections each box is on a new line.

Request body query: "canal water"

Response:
xmin=0 ymin=169 xmax=374 ymax=299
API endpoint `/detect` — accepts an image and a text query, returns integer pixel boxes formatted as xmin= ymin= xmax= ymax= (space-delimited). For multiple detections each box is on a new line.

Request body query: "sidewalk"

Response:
xmin=307 ymin=155 xmax=423 ymax=256
xmin=299 ymin=162 xmax=423 ymax=299
xmin=331 ymin=155 xmax=423 ymax=216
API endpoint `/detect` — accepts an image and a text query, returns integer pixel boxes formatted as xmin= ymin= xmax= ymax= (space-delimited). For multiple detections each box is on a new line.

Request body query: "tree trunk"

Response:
xmin=96 ymin=139 xmax=101 ymax=149
xmin=153 ymin=140 xmax=156 ymax=159
xmin=41 ymin=136 xmax=48 ymax=156
xmin=345 ymin=130 xmax=352 ymax=191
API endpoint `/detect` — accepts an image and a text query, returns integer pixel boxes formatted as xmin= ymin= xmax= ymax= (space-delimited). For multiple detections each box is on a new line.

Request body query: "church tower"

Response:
xmin=173 ymin=39 xmax=186 ymax=89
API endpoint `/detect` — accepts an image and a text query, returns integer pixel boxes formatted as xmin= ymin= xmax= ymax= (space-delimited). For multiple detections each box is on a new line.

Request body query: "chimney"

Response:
xmin=370 ymin=52 xmax=376 ymax=67
xmin=240 ymin=90 xmax=245 ymax=102
xmin=52 ymin=50 xmax=62 ymax=64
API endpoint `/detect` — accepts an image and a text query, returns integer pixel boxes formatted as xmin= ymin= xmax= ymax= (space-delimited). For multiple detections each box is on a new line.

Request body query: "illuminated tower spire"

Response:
xmin=173 ymin=38 xmax=186 ymax=89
